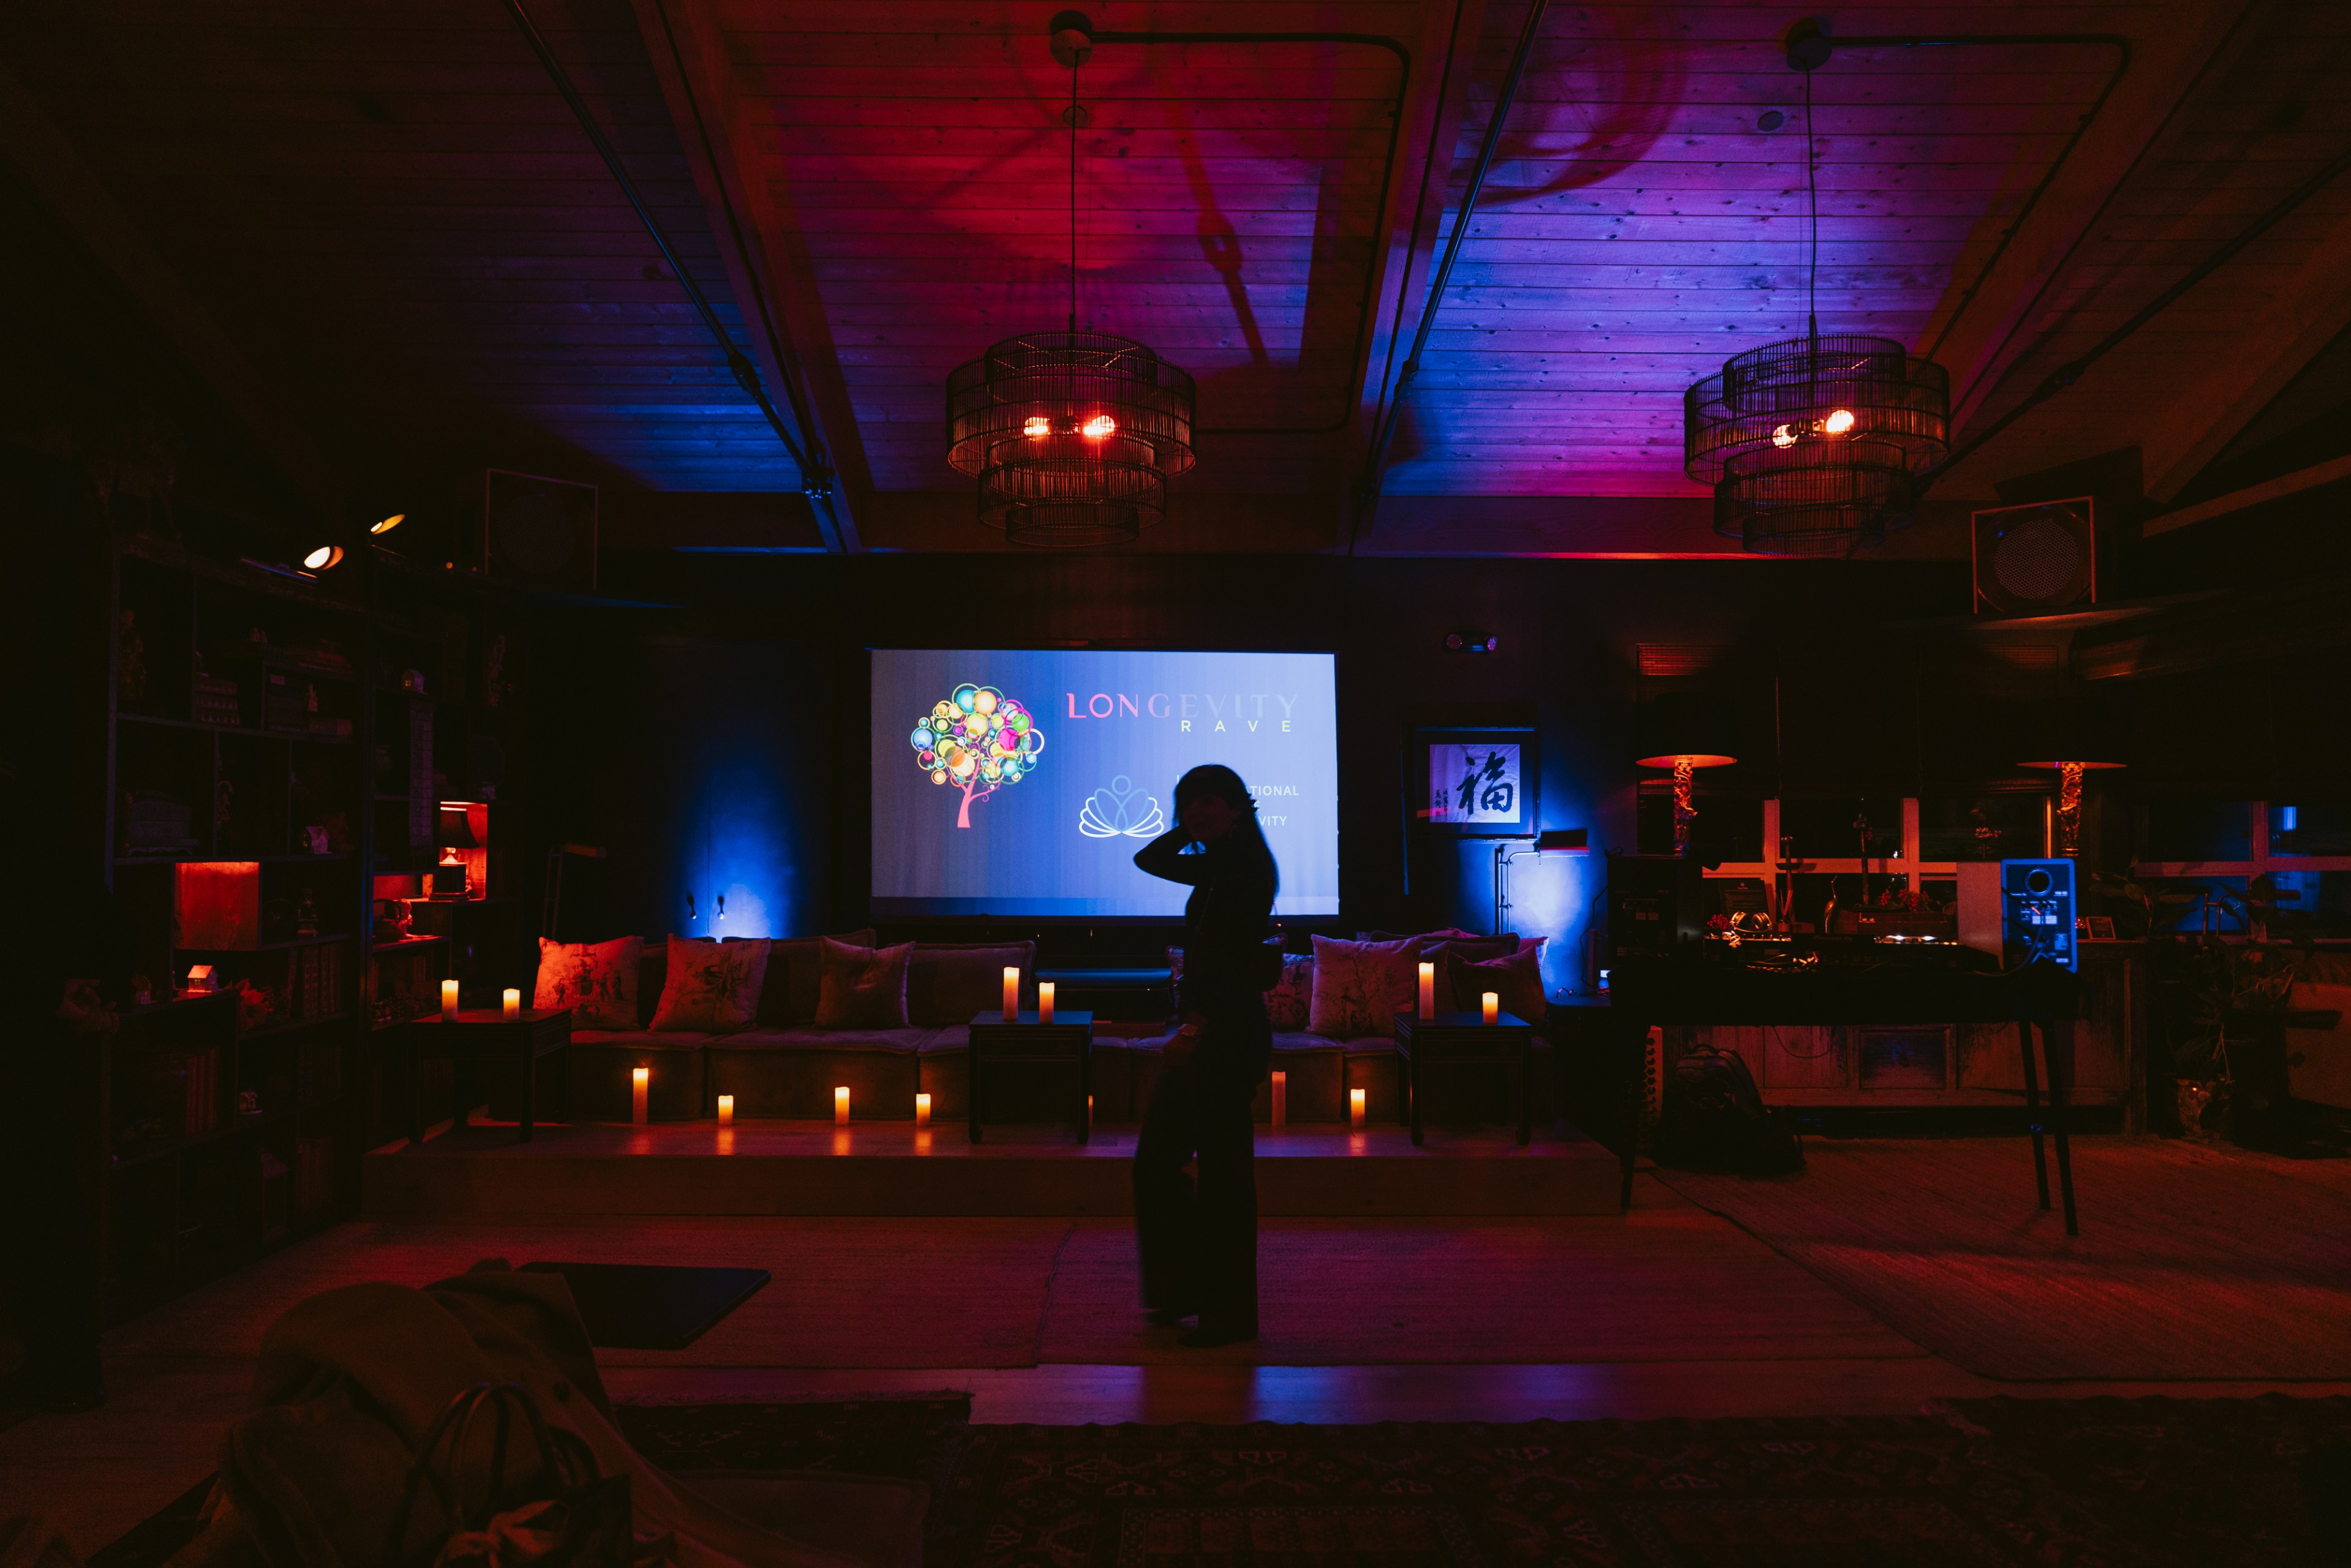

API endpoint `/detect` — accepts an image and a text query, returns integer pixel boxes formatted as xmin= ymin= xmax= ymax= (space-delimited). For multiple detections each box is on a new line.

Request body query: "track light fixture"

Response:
xmin=301 ymin=544 xmax=345 ymax=572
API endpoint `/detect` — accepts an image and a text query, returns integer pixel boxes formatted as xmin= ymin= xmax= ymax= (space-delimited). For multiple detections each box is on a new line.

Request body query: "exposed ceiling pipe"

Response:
xmin=1924 ymin=133 xmax=2351 ymax=492
xmin=1351 ymin=0 xmax=1551 ymax=553
xmin=502 ymin=0 xmax=844 ymax=533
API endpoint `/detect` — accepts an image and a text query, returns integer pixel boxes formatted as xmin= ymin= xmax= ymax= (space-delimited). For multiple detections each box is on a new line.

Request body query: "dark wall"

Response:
xmin=535 ymin=551 xmax=1972 ymax=989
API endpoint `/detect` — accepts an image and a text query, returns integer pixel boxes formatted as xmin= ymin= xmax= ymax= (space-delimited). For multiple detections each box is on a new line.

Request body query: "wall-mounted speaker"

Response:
xmin=484 ymin=469 xmax=598 ymax=591
xmin=1972 ymin=496 xmax=2094 ymax=617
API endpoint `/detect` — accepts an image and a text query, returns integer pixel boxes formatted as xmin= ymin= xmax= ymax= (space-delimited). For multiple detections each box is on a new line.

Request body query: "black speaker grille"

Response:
xmin=1994 ymin=514 xmax=2085 ymax=602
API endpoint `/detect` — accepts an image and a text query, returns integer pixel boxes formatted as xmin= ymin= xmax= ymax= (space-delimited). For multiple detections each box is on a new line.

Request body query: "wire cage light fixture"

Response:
xmin=944 ymin=12 xmax=1197 ymax=547
xmin=1682 ymin=20 xmax=1949 ymax=557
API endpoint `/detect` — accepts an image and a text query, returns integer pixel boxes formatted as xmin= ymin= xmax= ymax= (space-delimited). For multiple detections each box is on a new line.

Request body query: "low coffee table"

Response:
xmin=1394 ymin=1008 xmax=1535 ymax=1146
xmin=412 ymin=1007 xmax=571 ymax=1144
xmin=966 ymin=1010 xmax=1094 ymax=1145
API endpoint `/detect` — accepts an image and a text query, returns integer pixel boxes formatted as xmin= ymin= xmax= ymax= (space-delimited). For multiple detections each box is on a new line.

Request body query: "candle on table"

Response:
xmin=502 ymin=988 xmax=521 ymax=1020
xmin=914 ymin=1092 xmax=931 ymax=1128
xmin=1350 ymin=1087 xmax=1366 ymax=1130
xmin=631 ymin=1066 xmax=649 ymax=1125
xmin=1002 ymin=966 xmax=1020 ymax=1022
xmin=1038 ymin=981 xmax=1056 ymax=1024
xmin=1482 ymin=991 xmax=1500 ymax=1026
xmin=1417 ymin=961 xmax=1436 ymax=1020
xmin=835 ymin=1086 xmax=851 ymax=1126
xmin=717 ymin=1093 xmax=734 ymax=1127
xmin=441 ymin=979 xmax=459 ymax=1021
xmin=1271 ymin=1070 xmax=1287 ymax=1128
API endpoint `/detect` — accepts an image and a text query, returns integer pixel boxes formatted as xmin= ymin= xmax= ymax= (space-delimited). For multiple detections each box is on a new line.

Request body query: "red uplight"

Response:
xmin=1081 ymin=414 xmax=1116 ymax=438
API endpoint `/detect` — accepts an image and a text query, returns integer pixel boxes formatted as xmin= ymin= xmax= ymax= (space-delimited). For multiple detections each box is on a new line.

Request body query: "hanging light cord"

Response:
xmin=1805 ymin=66 xmax=1818 ymax=342
xmin=1069 ymin=58 xmax=1080 ymax=334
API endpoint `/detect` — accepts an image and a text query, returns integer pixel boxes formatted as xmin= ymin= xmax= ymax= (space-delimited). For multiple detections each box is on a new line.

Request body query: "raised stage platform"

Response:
xmin=363 ymin=1119 xmax=1622 ymax=1219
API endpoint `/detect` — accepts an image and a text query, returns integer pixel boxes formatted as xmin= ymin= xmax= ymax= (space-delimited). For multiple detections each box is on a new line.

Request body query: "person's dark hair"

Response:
xmin=1175 ymin=763 xmax=1279 ymax=898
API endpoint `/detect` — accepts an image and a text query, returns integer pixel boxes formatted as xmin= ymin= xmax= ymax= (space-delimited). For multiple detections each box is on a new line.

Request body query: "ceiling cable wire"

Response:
xmin=1069 ymin=57 xmax=1080 ymax=334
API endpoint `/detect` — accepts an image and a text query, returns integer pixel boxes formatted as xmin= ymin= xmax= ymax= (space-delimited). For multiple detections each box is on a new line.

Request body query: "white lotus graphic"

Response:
xmin=1078 ymin=776 xmax=1165 ymax=838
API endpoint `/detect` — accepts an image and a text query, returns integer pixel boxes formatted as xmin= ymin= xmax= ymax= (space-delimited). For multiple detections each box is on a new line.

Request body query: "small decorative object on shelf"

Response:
xmin=130 ymin=975 xmax=153 ymax=1008
xmin=238 ymin=1089 xmax=260 ymax=1117
xmin=400 ymin=668 xmax=427 ymax=694
xmin=295 ymin=888 xmax=318 ymax=937
xmin=372 ymin=898 xmax=413 ymax=943
xmin=231 ymin=979 xmax=273 ymax=1033
xmin=185 ymin=964 xmax=217 ymax=995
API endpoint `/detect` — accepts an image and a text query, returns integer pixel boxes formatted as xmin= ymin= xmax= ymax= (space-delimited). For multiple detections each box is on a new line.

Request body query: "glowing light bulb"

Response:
xmin=1770 ymin=423 xmax=1797 ymax=449
xmin=1823 ymin=407 xmax=1856 ymax=435
xmin=1022 ymin=415 xmax=1050 ymax=437
xmin=1081 ymin=413 xmax=1116 ymax=438
xmin=301 ymin=545 xmax=344 ymax=571
xmin=369 ymin=512 xmax=405 ymax=535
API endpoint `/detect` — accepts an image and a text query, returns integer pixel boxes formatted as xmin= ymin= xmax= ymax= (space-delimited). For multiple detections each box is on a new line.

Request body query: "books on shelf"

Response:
xmin=195 ymin=673 xmax=243 ymax=727
xmin=178 ymin=1048 xmax=220 ymax=1136
xmin=285 ymin=943 xmax=347 ymax=1021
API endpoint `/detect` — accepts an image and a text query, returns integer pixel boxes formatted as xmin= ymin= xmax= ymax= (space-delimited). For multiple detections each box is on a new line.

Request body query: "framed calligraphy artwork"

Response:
xmin=1411 ymin=726 xmax=1538 ymax=840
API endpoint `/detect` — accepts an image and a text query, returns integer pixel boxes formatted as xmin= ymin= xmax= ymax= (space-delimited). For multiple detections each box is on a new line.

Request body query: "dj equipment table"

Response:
xmin=1573 ymin=956 xmax=2088 ymax=1233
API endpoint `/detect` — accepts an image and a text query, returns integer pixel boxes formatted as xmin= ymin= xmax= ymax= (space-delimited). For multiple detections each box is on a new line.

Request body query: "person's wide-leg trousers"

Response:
xmin=1133 ymin=1035 xmax=1265 ymax=1335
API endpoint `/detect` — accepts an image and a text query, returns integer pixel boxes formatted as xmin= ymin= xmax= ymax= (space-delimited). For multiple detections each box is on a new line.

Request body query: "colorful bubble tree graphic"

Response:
xmin=910 ymin=683 xmax=1044 ymax=828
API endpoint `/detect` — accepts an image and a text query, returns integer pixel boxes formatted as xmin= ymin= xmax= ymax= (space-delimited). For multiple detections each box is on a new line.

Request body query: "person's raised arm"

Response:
xmin=1133 ymin=825 xmax=1208 ymax=885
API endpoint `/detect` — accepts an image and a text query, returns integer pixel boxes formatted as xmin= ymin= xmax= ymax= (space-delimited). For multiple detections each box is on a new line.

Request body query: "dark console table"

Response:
xmin=1394 ymin=1009 xmax=1536 ymax=1146
xmin=966 ymin=1010 xmax=1094 ymax=1144
xmin=1594 ymin=957 xmax=2088 ymax=1233
xmin=412 ymin=1007 xmax=571 ymax=1144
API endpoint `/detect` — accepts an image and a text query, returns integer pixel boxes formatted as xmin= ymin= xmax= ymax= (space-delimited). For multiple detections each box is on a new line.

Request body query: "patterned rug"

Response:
xmin=94 ymin=1395 xmax=2351 ymax=1568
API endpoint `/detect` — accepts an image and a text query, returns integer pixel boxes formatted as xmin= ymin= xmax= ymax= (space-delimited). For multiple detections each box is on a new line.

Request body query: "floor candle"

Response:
xmin=717 ymin=1093 xmax=734 ymax=1127
xmin=835 ymin=1086 xmax=851 ymax=1126
xmin=502 ymin=988 xmax=521 ymax=1020
xmin=914 ymin=1092 xmax=931 ymax=1128
xmin=1418 ymin=962 xmax=1436 ymax=1020
xmin=441 ymin=978 xmax=459 ymax=1021
xmin=1350 ymin=1087 xmax=1367 ymax=1130
xmin=1482 ymin=991 xmax=1500 ymax=1026
xmin=1039 ymin=981 xmax=1055 ymax=1024
xmin=1271 ymin=1071 xmax=1287 ymax=1128
xmin=1002 ymin=966 xmax=1020 ymax=1021
xmin=631 ymin=1066 xmax=649 ymax=1124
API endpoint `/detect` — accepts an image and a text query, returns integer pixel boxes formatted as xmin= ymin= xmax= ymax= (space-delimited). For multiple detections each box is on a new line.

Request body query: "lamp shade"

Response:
xmin=2013 ymin=696 xmax=2127 ymax=770
xmin=1534 ymin=828 xmax=1590 ymax=853
xmin=1634 ymin=691 xmax=1739 ymax=770
xmin=436 ymin=805 xmax=480 ymax=849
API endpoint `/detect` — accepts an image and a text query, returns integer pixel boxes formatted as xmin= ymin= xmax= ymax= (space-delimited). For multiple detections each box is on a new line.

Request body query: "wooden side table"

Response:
xmin=412 ymin=1008 xmax=571 ymax=1144
xmin=1394 ymin=1009 xmax=1535 ymax=1146
xmin=966 ymin=1010 xmax=1094 ymax=1145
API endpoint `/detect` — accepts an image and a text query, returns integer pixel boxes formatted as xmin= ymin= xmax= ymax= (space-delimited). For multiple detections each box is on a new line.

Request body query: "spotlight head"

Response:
xmin=301 ymin=544 xmax=345 ymax=572
xmin=1822 ymin=407 xmax=1856 ymax=435
xmin=1022 ymin=415 xmax=1051 ymax=438
xmin=369 ymin=512 xmax=405 ymax=535
xmin=1081 ymin=413 xmax=1117 ymax=438
xmin=1770 ymin=422 xmax=1797 ymax=449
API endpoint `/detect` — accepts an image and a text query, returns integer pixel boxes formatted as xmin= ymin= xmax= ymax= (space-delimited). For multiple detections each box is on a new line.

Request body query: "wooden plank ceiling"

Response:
xmin=8 ymin=0 xmax=2351 ymax=547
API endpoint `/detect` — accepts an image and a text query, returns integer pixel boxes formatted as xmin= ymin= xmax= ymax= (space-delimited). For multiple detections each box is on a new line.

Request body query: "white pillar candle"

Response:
xmin=1482 ymin=991 xmax=1500 ymax=1026
xmin=502 ymin=988 xmax=521 ymax=1020
xmin=1418 ymin=962 xmax=1436 ymax=1020
xmin=631 ymin=1066 xmax=649 ymax=1124
xmin=717 ymin=1093 xmax=734 ymax=1127
xmin=1038 ymin=981 xmax=1055 ymax=1024
xmin=1271 ymin=1070 xmax=1287 ymax=1128
xmin=914 ymin=1092 xmax=931 ymax=1128
xmin=1350 ymin=1087 xmax=1367 ymax=1130
xmin=441 ymin=979 xmax=460 ymax=1021
xmin=1002 ymin=966 xmax=1020 ymax=1021
xmin=835 ymin=1086 xmax=851 ymax=1126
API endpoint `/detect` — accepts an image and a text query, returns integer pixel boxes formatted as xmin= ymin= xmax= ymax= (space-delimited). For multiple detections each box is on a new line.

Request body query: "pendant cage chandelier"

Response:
xmin=1682 ymin=31 xmax=1949 ymax=557
xmin=943 ymin=12 xmax=1196 ymax=548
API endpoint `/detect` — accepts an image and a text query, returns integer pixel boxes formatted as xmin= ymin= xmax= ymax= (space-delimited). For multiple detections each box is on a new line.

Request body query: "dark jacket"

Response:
xmin=1134 ymin=827 xmax=1275 ymax=1023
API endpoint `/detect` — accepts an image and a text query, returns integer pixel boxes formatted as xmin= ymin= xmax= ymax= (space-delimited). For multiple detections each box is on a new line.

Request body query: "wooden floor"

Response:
xmin=7 ymin=1136 xmax=2349 ymax=1559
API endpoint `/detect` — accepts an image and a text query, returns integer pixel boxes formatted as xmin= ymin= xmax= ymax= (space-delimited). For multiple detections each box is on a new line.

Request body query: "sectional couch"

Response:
xmin=562 ymin=934 xmax=1554 ymax=1127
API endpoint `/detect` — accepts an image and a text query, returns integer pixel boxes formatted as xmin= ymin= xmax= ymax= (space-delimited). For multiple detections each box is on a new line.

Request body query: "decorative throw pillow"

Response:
xmin=1170 ymin=947 xmax=1314 ymax=1030
xmin=905 ymin=942 xmax=1036 ymax=1024
xmin=815 ymin=937 xmax=913 ymax=1029
xmin=1446 ymin=941 xmax=1547 ymax=1026
xmin=533 ymin=936 xmax=642 ymax=1031
xmin=1307 ymin=934 xmax=1419 ymax=1040
xmin=754 ymin=929 xmax=878 ymax=1025
xmin=649 ymin=936 xmax=769 ymax=1031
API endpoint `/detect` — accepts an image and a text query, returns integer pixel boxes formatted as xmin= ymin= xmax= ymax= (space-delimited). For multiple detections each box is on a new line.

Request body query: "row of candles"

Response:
xmin=622 ymin=1068 xmax=1375 ymax=1130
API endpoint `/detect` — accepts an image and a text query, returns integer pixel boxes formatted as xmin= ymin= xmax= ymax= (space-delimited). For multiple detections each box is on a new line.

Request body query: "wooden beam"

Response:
xmin=627 ymin=0 xmax=866 ymax=552
xmin=2138 ymin=208 xmax=2351 ymax=502
xmin=0 ymin=58 xmax=343 ymax=518
xmin=2145 ymin=452 xmax=2351 ymax=538
xmin=1344 ymin=0 xmax=1490 ymax=549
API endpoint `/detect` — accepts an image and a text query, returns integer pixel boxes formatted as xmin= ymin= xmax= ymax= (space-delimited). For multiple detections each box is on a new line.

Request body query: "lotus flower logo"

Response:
xmin=1078 ymin=775 xmax=1165 ymax=839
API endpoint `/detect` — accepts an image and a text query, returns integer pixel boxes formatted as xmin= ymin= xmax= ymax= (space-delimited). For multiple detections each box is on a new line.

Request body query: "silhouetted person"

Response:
xmin=1131 ymin=764 xmax=1278 ymax=1348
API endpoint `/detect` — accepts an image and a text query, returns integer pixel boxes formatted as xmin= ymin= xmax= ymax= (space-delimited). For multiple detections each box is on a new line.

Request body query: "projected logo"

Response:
xmin=911 ymin=683 xmax=1044 ymax=828
xmin=1077 ymin=775 xmax=1165 ymax=839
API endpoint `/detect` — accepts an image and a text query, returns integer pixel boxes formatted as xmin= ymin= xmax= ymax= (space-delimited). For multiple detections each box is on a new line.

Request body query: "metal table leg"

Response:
xmin=2018 ymin=1019 xmax=2051 ymax=1211
xmin=2045 ymin=1017 xmax=2080 ymax=1236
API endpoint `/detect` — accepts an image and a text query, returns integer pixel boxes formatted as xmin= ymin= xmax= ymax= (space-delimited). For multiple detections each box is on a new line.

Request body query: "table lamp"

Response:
xmin=434 ymin=805 xmax=478 ymax=898
xmin=1635 ymin=692 xmax=1738 ymax=857
xmin=2016 ymin=696 xmax=2126 ymax=858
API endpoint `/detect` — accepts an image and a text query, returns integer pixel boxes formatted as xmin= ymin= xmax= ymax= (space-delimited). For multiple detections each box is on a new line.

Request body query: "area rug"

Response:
xmin=1653 ymin=1136 xmax=2351 ymax=1381
xmin=1035 ymin=1213 xmax=1927 ymax=1366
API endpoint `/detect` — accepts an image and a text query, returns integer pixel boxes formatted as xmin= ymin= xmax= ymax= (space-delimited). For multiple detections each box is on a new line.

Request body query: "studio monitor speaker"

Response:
xmin=484 ymin=469 xmax=597 ymax=591
xmin=1972 ymin=496 xmax=2094 ymax=617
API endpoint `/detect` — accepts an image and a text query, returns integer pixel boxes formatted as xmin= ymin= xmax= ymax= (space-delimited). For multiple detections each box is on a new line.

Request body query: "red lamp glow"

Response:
xmin=1022 ymin=416 xmax=1051 ymax=437
xmin=1081 ymin=413 xmax=1116 ymax=438
xmin=1822 ymin=407 xmax=1856 ymax=435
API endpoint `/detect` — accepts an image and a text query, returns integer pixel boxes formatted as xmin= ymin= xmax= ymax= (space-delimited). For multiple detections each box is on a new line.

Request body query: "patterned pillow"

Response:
xmin=816 ymin=937 xmax=913 ymax=1029
xmin=1307 ymin=934 xmax=1419 ymax=1039
xmin=649 ymin=936 xmax=769 ymax=1031
xmin=533 ymin=936 xmax=642 ymax=1031
xmin=1446 ymin=941 xmax=1548 ymax=1026
xmin=754 ymin=929 xmax=878 ymax=1025
xmin=1168 ymin=946 xmax=1314 ymax=1030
